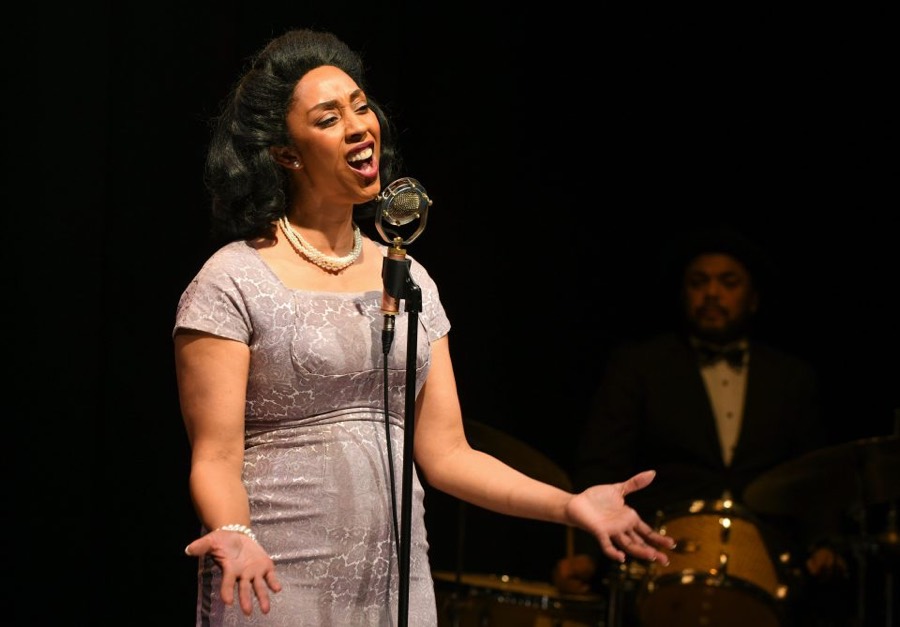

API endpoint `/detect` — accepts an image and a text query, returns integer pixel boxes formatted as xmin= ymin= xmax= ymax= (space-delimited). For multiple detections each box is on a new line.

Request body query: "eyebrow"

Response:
xmin=687 ymin=270 xmax=745 ymax=280
xmin=311 ymin=89 xmax=366 ymax=113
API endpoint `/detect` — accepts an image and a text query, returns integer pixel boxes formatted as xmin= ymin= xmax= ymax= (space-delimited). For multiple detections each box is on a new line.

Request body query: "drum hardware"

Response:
xmin=433 ymin=570 xmax=607 ymax=627
xmin=449 ymin=420 xmax=575 ymax=577
xmin=879 ymin=502 xmax=896 ymax=627
xmin=744 ymin=434 xmax=900 ymax=627
xmin=432 ymin=421 xmax=607 ymax=625
xmin=847 ymin=500 xmax=897 ymax=627
xmin=604 ymin=560 xmax=645 ymax=627
xmin=743 ymin=435 xmax=900 ymax=521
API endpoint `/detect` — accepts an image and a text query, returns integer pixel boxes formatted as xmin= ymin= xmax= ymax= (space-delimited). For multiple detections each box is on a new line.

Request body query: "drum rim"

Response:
xmin=638 ymin=570 xmax=787 ymax=601
xmin=431 ymin=570 xmax=606 ymax=604
xmin=651 ymin=497 xmax=771 ymax=527
xmin=637 ymin=570 xmax=790 ymax=623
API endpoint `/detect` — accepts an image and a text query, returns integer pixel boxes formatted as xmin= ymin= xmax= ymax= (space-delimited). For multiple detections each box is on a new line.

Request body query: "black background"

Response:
xmin=15 ymin=3 xmax=896 ymax=623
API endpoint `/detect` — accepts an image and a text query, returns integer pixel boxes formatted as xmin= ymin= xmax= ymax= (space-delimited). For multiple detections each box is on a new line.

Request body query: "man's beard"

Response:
xmin=687 ymin=313 xmax=752 ymax=345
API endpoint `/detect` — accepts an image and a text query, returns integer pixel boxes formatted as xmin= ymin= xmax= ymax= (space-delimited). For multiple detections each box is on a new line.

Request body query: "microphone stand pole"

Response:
xmin=382 ymin=240 xmax=421 ymax=627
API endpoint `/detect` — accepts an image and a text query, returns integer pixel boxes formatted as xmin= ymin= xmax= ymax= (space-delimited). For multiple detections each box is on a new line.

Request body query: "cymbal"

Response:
xmin=743 ymin=435 xmax=900 ymax=518
xmin=464 ymin=419 xmax=572 ymax=491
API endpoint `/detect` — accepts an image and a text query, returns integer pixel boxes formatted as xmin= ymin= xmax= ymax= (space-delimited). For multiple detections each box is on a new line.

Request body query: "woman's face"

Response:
xmin=285 ymin=65 xmax=382 ymax=205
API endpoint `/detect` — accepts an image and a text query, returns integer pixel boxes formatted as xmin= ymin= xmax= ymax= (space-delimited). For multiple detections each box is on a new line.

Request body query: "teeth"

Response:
xmin=348 ymin=147 xmax=373 ymax=163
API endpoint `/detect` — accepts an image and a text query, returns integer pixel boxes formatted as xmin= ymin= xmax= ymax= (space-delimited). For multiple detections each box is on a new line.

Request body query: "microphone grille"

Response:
xmin=374 ymin=177 xmax=432 ymax=246
xmin=384 ymin=190 xmax=424 ymax=226
xmin=378 ymin=177 xmax=431 ymax=226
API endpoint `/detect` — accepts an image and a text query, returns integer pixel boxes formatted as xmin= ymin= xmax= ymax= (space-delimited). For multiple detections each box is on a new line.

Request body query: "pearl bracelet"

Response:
xmin=217 ymin=524 xmax=258 ymax=543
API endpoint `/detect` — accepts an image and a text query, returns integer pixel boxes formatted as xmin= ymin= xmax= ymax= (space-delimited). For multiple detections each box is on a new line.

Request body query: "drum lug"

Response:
xmin=719 ymin=515 xmax=733 ymax=543
xmin=718 ymin=551 xmax=729 ymax=579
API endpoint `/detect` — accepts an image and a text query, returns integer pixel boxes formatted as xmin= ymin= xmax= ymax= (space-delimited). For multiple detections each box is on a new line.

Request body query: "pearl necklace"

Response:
xmin=278 ymin=215 xmax=362 ymax=272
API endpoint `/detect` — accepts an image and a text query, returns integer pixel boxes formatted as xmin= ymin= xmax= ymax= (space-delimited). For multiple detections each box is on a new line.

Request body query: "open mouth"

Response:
xmin=347 ymin=146 xmax=375 ymax=173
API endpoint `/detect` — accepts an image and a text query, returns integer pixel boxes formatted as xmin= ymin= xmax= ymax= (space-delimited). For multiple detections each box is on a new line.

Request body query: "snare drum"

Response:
xmin=433 ymin=570 xmax=607 ymax=627
xmin=636 ymin=499 xmax=790 ymax=627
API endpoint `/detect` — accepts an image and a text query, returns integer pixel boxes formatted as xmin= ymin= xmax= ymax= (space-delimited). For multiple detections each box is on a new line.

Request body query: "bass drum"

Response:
xmin=433 ymin=570 xmax=607 ymax=627
xmin=636 ymin=499 xmax=791 ymax=627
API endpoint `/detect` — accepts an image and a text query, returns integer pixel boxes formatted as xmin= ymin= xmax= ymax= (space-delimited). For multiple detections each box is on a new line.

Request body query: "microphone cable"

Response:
xmin=382 ymin=341 xmax=402 ymax=574
xmin=373 ymin=177 xmax=432 ymax=608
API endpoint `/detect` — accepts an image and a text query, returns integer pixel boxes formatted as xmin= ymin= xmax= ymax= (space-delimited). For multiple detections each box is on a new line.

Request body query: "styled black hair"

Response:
xmin=203 ymin=28 xmax=401 ymax=243
xmin=662 ymin=225 xmax=778 ymax=295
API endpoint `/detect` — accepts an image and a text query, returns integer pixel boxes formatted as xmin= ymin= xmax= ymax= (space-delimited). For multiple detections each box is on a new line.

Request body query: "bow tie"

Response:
xmin=695 ymin=344 xmax=746 ymax=369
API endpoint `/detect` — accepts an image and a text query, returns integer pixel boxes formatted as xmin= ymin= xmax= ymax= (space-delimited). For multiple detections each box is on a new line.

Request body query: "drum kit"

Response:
xmin=434 ymin=421 xmax=900 ymax=627
xmin=433 ymin=420 xmax=607 ymax=627
xmin=741 ymin=434 xmax=900 ymax=627
xmin=433 ymin=570 xmax=606 ymax=627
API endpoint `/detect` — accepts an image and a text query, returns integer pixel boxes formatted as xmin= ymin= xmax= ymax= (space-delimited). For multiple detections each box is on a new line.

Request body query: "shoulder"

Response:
xmin=399 ymin=249 xmax=440 ymax=290
xmin=178 ymin=240 xmax=278 ymax=311
xmin=597 ymin=333 xmax=692 ymax=381
xmin=174 ymin=241 xmax=265 ymax=340
xmin=192 ymin=241 xmax=268 ymax=283
xmin=203 ymin=240 xmax=259 ymax=267
xmin=612 ymin=332 xmax=689 ymax=361
xmin=750 ymin=340 xmax=817 ymax=377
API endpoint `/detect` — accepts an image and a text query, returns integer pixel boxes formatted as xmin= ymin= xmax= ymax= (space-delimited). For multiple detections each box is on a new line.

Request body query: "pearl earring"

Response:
xmin=292 ymin=161 xmax=300 ymax=168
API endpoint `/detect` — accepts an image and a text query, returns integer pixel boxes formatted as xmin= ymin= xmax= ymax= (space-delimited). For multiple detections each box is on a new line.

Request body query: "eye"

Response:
xmin=316 ymin=115 xmax=339 ymax=128
xmin=720 ymin=273 xmax=744 ymax=289
xmin=686 ymin=274 xmax=708 ymax=289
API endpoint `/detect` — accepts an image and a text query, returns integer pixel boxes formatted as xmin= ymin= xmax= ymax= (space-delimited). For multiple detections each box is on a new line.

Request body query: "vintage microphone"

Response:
xmin=376 ymin=176 xmax=432 ymax=352
xmin=373 ymin=177 xmax=432 ymax=627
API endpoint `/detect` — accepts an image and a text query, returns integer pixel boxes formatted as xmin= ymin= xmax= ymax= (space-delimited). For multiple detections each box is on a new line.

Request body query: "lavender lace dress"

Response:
xmin=174 ymin=240 xmax=451 ymax=626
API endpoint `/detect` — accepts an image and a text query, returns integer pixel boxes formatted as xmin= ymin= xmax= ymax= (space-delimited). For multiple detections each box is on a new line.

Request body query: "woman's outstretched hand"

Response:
xmin=566 ymin=470 xmax=675 ymax=565
xmin=185 ymin=528 xmax=282 ymax=616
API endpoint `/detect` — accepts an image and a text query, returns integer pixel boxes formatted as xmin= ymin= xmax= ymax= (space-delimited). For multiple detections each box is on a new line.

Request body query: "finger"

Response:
xmin=598 ymin=536 xmax=626 ymax=564
xmin=620 ymin=531 xmax=648 ymax=555
xmin=635 ymin=520 xmax=675 ymax=549
xmin=635 ymin=520 xmax=675 ymax=550
xmin=616 ymin=531 xmax=638 ymax=554
xmin=650 ymin=548 xmax=671 ymax=566
xmin=253 ymin=578 xmax=272 ymax=615
xmin=219 ymin=574 xmax=237 ymax=606
xmin=629 ymin=543 xmax=668 ymax=566
xmin=646 ymin=530 xmax=677 ymax=550
xmin=621 ymin=470 xmax=656 ymax=496
xmin=632 ymin=519 xmax=656 ymax=537
xmin=238 ymin=578 xmax=254 ymax=616
xmin=264 ymin=570 xmax=283 ymax=594
xmin=184 ymin=536 xmax=210 ymax=557
xmin=619 ymin=530 xmax=671 ymax=566
xmin=626 ymin=529 xmax=646 ymax=546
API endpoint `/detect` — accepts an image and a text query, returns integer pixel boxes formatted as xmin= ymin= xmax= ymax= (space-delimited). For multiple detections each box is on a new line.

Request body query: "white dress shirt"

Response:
xmin=695 ymin=340 xmax=749 ymax=466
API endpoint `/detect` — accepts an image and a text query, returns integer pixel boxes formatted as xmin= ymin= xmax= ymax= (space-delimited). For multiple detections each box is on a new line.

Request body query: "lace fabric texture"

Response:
xmin=175 ymin=240 xmax=451 ymax=626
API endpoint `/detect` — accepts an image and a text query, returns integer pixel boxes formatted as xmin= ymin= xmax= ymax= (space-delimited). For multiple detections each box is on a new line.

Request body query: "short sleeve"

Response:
xmin=173 ymin=245 xmax=254 ymax=344
xmin=409 ymin=255 xmax=451 ymax=343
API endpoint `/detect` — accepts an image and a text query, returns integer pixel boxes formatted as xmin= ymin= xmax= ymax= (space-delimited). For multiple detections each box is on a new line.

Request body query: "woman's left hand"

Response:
xmin=566 ymin=469 xmax=675 ymax=565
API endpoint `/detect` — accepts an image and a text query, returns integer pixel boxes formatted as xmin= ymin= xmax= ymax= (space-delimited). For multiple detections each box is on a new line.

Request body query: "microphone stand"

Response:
xmin=374 ymin=177 xmax=432 ymax=626
xmin=381 ymin=238 xmax=421 ymax=627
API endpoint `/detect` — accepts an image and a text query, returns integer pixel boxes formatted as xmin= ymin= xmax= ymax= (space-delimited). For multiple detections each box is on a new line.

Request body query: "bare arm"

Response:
xmin=413 ymin=336 xmax=674 ymax=565
xmin=175 ymin=331 xmax=281 ymax=615
xmin=177 ymin=331 xmax=251 ymax=527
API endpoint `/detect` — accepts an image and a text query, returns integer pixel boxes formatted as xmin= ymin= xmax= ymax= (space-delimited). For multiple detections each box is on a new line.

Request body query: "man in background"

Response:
xmin=553 ymin=226 xmax=851 ymax=627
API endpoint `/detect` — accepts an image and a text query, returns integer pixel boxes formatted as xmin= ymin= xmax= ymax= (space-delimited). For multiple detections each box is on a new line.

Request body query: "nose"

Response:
xmin=702 ymin=281 xmax=724 ymax=300
xmin=345 ymin=112 xmax=369 ymax=140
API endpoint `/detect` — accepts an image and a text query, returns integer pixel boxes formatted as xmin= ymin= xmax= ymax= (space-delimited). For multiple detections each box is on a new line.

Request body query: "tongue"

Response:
xmin=351 ymin=159 xmax=378 ymax=179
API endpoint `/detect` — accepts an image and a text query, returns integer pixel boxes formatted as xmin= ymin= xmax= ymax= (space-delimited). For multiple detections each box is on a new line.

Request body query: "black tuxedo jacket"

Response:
xmin=573 ymin=331 xmax=825 ymax=548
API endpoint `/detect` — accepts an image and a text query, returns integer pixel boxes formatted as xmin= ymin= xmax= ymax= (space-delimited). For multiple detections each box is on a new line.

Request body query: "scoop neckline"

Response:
xmin=240 ymin=240 xmax=385 ymax=297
